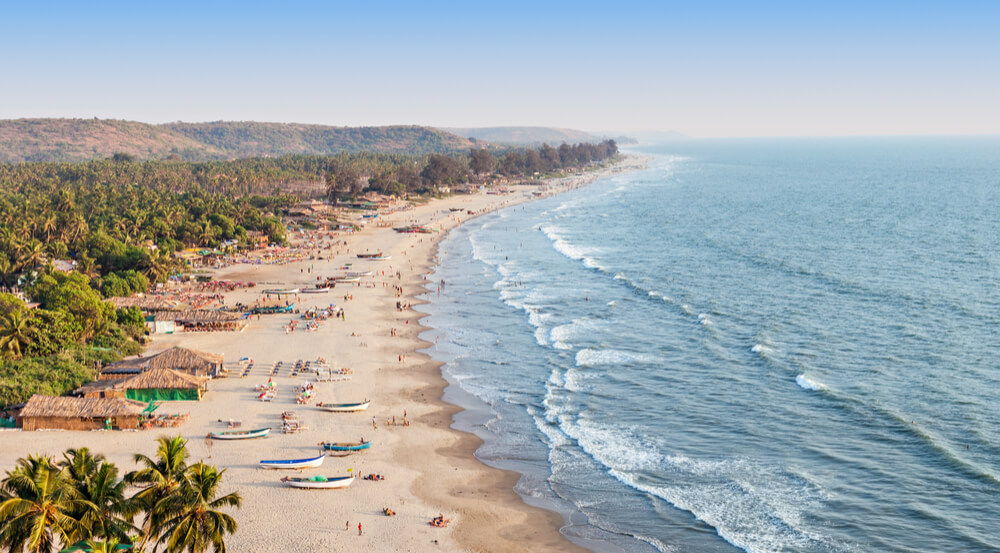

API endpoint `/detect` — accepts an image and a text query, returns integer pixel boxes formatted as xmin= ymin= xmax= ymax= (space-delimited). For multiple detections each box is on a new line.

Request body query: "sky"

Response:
xmin=0 ymin=1 xmax=997 ymax=137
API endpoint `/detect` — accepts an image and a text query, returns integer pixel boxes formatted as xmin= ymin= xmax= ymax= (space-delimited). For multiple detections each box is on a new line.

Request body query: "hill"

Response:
xmin=0 ymin=119 xmax=476 ymax=163
xmin=441 ymin=126 xmax=601 ymax=145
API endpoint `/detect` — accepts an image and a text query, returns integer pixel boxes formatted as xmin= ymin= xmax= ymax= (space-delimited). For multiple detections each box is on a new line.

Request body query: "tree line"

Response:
xmin=0 ymin=436 xmax=240 ymax=553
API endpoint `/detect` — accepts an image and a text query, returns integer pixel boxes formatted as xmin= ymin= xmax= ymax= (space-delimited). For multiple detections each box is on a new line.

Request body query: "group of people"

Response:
xmin=430 ymin=514 xmax=450 ymax=528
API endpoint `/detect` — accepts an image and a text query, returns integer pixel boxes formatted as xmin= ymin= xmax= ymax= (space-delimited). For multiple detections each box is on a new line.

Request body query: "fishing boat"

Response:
xmin=259 ymin=454 xmax=326 ymax=470
xmin=331 ymin=276 xmax=359 ymax=283
xmin=209 ymin=427 xmax=270 ymax=440
xmin=280 ymin=475 xmax=355 ymax=489
xmin=264 ymin=288 xmax=300 ymax=295
xmin=301 ymin=288 xmax=329 ymax=294
xmin=345 ymin=270 xmax=373 ymax=277
xmin=316 ymin=400 xmax=370 ymax=412
xmin=320 ymin=440 xmax=372 ymax=451
xmin=370 ymin=255 xmax=391 ymax=261
xmin=356 ymin=252 xmax=382 ymax=259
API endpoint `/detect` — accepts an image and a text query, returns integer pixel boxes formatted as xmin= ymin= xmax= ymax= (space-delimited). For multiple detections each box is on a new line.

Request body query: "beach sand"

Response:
xmin=0 ymin=157 xmax=646 ymax=552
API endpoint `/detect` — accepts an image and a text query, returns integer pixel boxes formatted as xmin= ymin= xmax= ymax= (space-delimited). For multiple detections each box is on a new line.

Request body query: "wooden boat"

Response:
xmin=320 ymin=440 xmax=372 ymax=451
xmin=280 ymin=475 xmax=355 ymax=489
xmin=345 ymin=271 xmax=373 ymax=277
xmin=370 ymin=255 xmax=391 ymax=261
xmin=301 ymin=288 xmax=329 ymax=294
xmin=209 ymin=427 xmax=270 ymax=440
xmin=259 ymin=454 xmax=326 ymax=470
xmin=264 ymin=288 xmax=300 ymax=295
xmin=356 ymin=252 xmax=382 ymax=259
xmin=331 ymin=276 xmax=359 ymax=283
xmin=316 ymin=400 xmax=370 ymax=412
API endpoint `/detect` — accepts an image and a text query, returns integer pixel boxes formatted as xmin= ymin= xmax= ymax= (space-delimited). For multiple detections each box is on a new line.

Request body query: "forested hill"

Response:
xmin=442 ymin=126 xmax=599 ymax=145
xmin=0 ymin=119 xmax=476 ymax=163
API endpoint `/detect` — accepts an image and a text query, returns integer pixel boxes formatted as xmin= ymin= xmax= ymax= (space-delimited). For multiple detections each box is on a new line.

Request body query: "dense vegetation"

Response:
xmin=0 ymin=139 xmax=617 ymax=406
xmin=0 ymin=436 xmax=241 ymax=553
xmin=0 ymin=119 xmax=476 ymax=163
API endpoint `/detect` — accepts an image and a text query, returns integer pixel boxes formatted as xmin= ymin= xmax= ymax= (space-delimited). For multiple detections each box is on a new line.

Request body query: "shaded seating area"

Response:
xmin=17 ymin=395 xmax=147 ymax=431
xmin=101 ymin=346 xmax=224 ymax=379
xmin=172 ymin=310 xmax=248 ymax=332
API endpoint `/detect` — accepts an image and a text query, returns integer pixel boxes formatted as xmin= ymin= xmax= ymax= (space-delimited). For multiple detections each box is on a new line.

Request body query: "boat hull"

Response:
xmin=317 ymin=401 xmax=370 ymax=412
xmin=321 ymin=441 xmax=372 ymax=451
xmin=210 ymin=428 xmax=270 ymax=440
xmin=259 ymin=454 xmax=326 ymax=470
xmin=282 ymin=476 xmax=354 ymax=489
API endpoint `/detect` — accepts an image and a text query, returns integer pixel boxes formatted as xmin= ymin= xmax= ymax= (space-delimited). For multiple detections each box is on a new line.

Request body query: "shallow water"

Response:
xmin=421 ymin=137 xmax=1000 ymax=553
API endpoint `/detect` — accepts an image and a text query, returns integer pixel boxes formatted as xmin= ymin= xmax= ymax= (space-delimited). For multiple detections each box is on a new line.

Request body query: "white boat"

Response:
xmin=209 ymin=427 xmax=270 ymax=440
xmin=316 ymin=400 xmax=370 ymax=412
xmin=332 ymin=276 xmax=360 ymax=283
xmin=370 ymin=256 xmax=391 ymax=261
xmin=302 ymin=288 xmax=329 ymax=294
xmin=259 ymin=454 xmax=326 ymax=470
xmin=264 ymin=288 xmax=300 ymax=295
xmin=345 ymin=271 xmax=373 ymax=277
xmin=280 ymin=475 xmax=355 ymax=489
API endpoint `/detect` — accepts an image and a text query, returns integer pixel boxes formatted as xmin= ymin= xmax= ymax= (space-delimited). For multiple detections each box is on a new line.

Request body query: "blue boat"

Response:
xmin=258 ymin=454 xmax=326 ymax=470
xmin=320 ymin=440 xmax=371 ymax=451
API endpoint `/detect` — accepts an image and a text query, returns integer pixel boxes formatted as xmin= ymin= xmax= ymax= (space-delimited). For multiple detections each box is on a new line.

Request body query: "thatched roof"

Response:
xmin=124 ymin=368 xmax=207 ymax=390
xmin=73 ymin=378 xmax=127 ymax=395
xmin=19 ymin=395 xmax=146 ymax=418
xmin=104 ymin=347 xmax=224 ymax=373
xmin=173 ymin=310 xmax=244 ymax=324
xmin=109 ymin=296 xmax=188 ymax=312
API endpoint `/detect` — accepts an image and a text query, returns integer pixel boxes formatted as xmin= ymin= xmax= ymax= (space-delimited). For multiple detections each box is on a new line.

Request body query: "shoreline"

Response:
xmin=0 ymin=155 xmax=648 ymax=553
xmin=400 ymin=156 xmax=649 ymax=553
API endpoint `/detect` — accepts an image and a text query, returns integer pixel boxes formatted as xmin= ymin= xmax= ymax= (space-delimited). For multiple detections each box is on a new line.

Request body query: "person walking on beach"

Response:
xmin=358 ymin=522 xmax=362 ymax=535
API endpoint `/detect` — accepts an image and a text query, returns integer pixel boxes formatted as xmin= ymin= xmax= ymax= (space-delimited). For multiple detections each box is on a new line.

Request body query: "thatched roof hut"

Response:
xmin=172 ymin=310 xmax=247 ymax=332
xmin=101 ymin=347 xmax=224 ymax=379
xmin=108 ymin=296 xmax=188 ymax=312
xmin=122 ymin=368 xmax=208 ymax=401
xmin=18 ymin=395 xmax=147 ymax=431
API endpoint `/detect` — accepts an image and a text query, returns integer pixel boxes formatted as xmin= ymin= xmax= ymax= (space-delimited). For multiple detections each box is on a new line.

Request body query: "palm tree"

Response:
xmin=60 ymin=449 xmax=137 ymax=543
xmin=0 ymin=309 xmax=31 ymax=359
xmin=139 ymin=249 xmax=174 ymax=284
xmin=126 ymin=436 xmax=189 ymax=552
xmin=155 ymin=463 xmax=241 ymax=553
xmin=0 ymin=455 xmax=96 ymax=553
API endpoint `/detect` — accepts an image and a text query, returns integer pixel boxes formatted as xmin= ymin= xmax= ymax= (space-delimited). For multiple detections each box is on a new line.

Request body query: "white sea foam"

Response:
xmin=539 ymin=224 xmax=605 ymax=270
xmin=796 ymin=374 xmax=825 ymax=391
xmin=698 ymin=313 xmax=712 ymax=326
xmin=575 ymin=348 xmax=661 ymax=367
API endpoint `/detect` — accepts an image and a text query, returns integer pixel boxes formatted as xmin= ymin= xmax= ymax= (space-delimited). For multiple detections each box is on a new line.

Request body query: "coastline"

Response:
xmin=0 ymin=155 xmax=648 ymax=553
xmin=400 ymin=156 xmax=649 ymax=553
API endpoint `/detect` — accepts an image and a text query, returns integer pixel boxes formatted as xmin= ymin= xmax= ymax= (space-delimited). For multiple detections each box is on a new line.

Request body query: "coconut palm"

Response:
xmin=155 ymin=463 xmax=241 ymax=553
xmin=126 ymin=436 xmax=189 ymax=552
xmin=60 ymin=449 xmax=137 ymax=543
xmin=0 ymin=455 xmax=96 ymax=553
xmin=0 ymin=309 xmax=31 ymax=359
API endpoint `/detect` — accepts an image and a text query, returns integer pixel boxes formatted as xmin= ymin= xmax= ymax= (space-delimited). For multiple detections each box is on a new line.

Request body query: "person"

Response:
xmin=358 ymin=522 xmax=362 ymax=536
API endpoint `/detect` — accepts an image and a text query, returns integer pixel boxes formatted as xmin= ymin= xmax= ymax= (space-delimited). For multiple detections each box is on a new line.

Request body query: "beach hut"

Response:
xmin=101 ymin=346 xmax=225 ymax=379
xmin=172 ymin=310 xmax=247 ymax=332
xmin=17 ymin=395 xmax=146 ymax=431
xmin=146 ymin=312 xmax=177 ymax=334
xmin=120 ymin=367 xmax=208 ymax=401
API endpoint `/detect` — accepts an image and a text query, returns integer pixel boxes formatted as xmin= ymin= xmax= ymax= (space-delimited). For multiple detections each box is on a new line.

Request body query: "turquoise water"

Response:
xmin=421 ymin=137 xmax=1000 ymax=553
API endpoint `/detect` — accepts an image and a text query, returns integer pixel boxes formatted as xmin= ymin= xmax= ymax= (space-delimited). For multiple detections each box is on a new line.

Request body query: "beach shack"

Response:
xmin=17 ymin=395 xmax=146 ymax=431
xmin=100 ymin=346 xmax=224 ymax=380
xmin=173 ymin=310 xmax=247 ymax=332
xmin=76 ymin=368 xmax=208 ymax=401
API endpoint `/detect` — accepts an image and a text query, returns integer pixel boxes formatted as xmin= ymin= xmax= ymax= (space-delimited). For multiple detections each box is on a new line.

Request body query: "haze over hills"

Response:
xmin=441 ymin=126 xmax=602 ymax=145
xmin=0 ymin=119 xmax=477 ymax=163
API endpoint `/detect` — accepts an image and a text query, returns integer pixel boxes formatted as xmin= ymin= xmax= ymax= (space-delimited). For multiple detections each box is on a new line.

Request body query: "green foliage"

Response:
xmin=29 ymin=273 xmax=114 ymax=343
xmin=0 ymin=437 xmax=241 ymax=553
xmin=0 ymin=351 xmax=96 ymax=407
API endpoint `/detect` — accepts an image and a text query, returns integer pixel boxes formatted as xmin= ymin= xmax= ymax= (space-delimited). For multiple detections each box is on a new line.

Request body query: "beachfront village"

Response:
xmin=0 ymin=157 xmax=643 ymax=553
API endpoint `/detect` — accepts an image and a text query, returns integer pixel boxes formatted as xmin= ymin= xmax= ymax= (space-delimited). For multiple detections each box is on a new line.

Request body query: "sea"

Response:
xmin=419 ymin=137 xmax=1000 ymax=553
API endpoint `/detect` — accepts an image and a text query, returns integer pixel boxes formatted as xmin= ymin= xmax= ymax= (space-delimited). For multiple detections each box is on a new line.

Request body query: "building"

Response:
xmin=76 ymin=368 xmax=208 ymax=401
xmin=17 ymin=395 xmax=148 ymax=431
xmin=100 ymin=347 xmax=224 ymax=380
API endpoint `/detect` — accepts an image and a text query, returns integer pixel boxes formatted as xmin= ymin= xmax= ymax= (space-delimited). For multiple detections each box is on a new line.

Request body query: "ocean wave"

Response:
xmin=539 ymin=224 xmax=605 ymax=270
xmin=575 ymin=348 xmax=662 ymax=367
xmin=795 ymin=374 xmax=825 ymax=391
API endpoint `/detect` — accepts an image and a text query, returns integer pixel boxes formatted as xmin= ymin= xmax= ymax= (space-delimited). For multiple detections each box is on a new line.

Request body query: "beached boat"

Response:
xmin=209 ymin=427 xmax=270 ymax=440
xmin=316 ymin=400 xmax=370 ymax=412
xmin=259 ymin=454 xmax=326 ymax=470
xmin=320 ymin=440 xmax=372 ymax=451
xmin=345 ymin=271 xmax=373 ymax=277
xmin=264 ymin=288 xmax=300 ymax=295
xmin=370 ymin=255 xmax=391 ymax=261
xmin=331 ymin=276 xmax=359 ymax=283
xmin=356 ymin=252 xmax=382 ymax=259
xmin=280 ymin=475 xmax=355 ymax=489
xmin=301 ymin=288 xmax=329 ymax=294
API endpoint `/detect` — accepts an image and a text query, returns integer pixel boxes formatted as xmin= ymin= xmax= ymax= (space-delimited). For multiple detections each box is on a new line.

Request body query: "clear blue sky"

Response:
xmin=1 ymin=1 xmax=997 ymax=137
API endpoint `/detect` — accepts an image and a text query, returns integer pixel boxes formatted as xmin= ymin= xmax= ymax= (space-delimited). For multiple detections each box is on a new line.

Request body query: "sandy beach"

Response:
xmin=0 ymin=156 xmax=645 ymax=553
